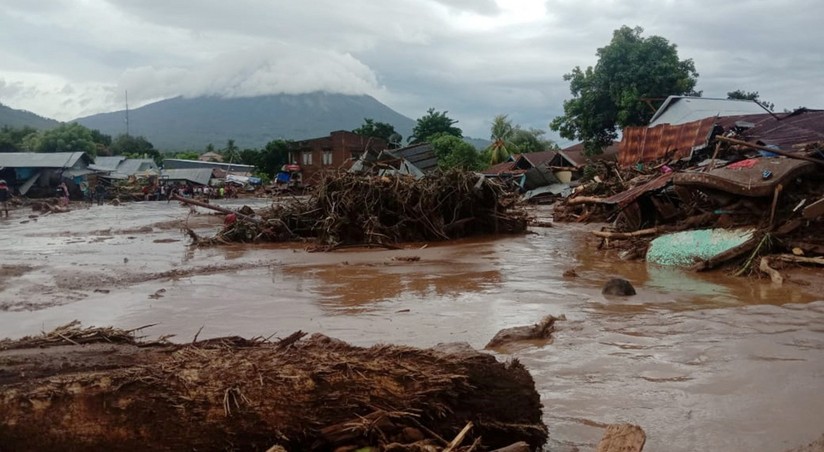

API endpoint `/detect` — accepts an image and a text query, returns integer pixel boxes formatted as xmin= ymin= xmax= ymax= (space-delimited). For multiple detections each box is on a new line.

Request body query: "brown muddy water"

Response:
xmin=1 ymin=201 xmax=823 ymax=451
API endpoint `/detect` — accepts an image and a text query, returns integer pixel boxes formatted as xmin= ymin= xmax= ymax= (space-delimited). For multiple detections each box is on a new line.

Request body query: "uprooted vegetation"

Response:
xmin=0 ymin=323 xmax=547 ymax=451
xmin=186 ymin=170 xmax=528 ymax=248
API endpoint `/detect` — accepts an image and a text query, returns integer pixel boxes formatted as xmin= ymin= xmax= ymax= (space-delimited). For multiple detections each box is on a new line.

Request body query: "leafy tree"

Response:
xmin=221 ymin=139 xmax=240 ymax=163
xmin=0 ymin=125 xmax=38 ymax=152
xmin=550 ymin=25 xmax=699 ymax=155
xmin=34 ymin=122 xmax=98 ymax=156
xmin=256 ymin=139 xmax=291 ymax=177
xmin=353 ymin=118 xmax=401 ymax=147
xmin=484 ymin=115 xmax=558 ymax=165
xmin=431 ymin=133 xmax=482 ymax=171
xmin=727 ymin=90 xmax=774 ymax=111
xmin=408 ymin=108 xmax=462 ymax=144
xmin=173 ymin=151 xmax=201 ymax=160
xmin=486 ymin=114 xmax=514 ymax=165
xmin=510 ymin=128 xmax=558 ymax=154
xmin=110 ymin=134 xmax=161 ymax=164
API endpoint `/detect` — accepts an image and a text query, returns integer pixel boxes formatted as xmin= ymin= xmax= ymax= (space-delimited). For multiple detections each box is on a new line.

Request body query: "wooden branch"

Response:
xmin=567 ymin=195 xmax=609 ymax=206
xmin=443 ymin=421 xmax=473 ymax=452
xmin=759 ymin=257 xmax=784 ymax=284
xmin=592 ymin=228 xmax=658 ymax=239
xmin=773 ymin=255 xmax=824 ymax=266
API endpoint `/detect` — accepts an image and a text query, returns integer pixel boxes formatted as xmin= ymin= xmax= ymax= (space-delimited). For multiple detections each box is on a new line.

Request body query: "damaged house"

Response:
xmin=554 ymin=95 xmax=824 ymax=272
xmin=0 ymin=152 xmax=94 ymax=197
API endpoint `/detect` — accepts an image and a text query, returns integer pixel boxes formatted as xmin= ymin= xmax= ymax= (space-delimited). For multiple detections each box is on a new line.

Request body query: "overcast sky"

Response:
xmin=1 ymin=0 xmax=822 ymax=142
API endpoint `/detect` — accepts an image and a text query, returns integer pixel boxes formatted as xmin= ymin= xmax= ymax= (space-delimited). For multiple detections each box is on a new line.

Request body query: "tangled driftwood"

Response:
xmin=187 ymin=171 xmax=528 ymax=247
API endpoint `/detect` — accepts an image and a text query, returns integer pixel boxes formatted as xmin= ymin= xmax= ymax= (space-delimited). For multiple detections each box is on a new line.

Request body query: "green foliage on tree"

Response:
xmin=33 ymin=122 xmax=100 ymax=156
xmin=409 ymin=108 xmax=462 ymax=144
xmin=353 ymin=118 xmax=401 ymax=147
xmin=110 ymin=134 xmax=161 ymax=164
xmin=221 ymin=139 xmax=240 ymax=164
xmin=484 ymin=115 xmax=558 ymax=165
xmin=0 ymin=125 xmax=38 ymax=152
xmin=255 ymin=140 xmax=291 ymax=177
xmin=430 ymin=133 xmax=482 ymax=171
xmin=171 ymin=151 xmax=200 ymax=160
xmin=550 ymin=25 xmax=699 ymax=156
xmin=727 ymin=90 xmax=774 ymax=111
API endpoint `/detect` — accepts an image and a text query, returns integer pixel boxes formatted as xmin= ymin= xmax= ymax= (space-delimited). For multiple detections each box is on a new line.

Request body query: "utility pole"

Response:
xmin=125 ymin=90 xmax=130 ymax=137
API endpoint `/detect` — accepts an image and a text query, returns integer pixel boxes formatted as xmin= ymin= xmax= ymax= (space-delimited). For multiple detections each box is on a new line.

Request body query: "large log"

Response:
xmin=0 ymin=326 xmax=547 ymax=451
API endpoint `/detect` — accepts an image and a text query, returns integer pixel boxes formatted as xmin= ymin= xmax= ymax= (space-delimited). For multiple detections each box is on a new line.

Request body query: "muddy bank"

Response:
xmin=0 ymin=324 xmax=546 ymax=452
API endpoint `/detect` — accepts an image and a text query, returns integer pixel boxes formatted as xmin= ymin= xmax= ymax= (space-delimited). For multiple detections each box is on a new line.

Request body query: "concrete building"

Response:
xmin=288 ymin=131 xmax=387 ymax=183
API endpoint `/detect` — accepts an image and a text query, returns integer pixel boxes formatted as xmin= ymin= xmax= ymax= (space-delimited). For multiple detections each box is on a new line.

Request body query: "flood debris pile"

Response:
xmin=554 ymin=108 xmax=824 ymax=276
xmin=0 ymin=324 xmax=547 ymax=451
xmin=188 ymin=170 xmax=528 ymax=248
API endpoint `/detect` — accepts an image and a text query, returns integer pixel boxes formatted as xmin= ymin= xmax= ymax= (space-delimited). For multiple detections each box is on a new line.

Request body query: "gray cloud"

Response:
xmin=0 ymin=0 xmax=822 ymax=141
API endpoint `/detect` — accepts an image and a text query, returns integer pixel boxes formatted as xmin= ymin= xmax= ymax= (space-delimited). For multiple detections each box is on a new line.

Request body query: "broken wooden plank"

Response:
xmin=802 ymin=197 xmax=824 ymax=220
xmin=596 ymin=423 xmax=646 ymax=452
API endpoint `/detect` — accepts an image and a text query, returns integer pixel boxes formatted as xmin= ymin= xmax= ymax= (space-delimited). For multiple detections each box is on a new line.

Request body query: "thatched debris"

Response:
xmin=0 ymin=325 xmax=548 ymax=451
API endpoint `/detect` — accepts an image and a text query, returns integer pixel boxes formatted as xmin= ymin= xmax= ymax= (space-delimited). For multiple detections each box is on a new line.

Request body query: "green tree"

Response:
xmin=727 ymin=90 xmax=774 ymax=111
xmin=486 ymin=114 xmax=514 ymax=165
xmin=34 ymin=122 xmax=98 ymax=156
xmin=550 ymin=25 xmax=699 ymax=155
xmin=510 ymin=128 xmax=558 ymax=154
xmin=257 ymin=139 xmax=291 ymax=177
xmin=353 ymin=118 xmax=401 ymax=147
xmin=173 ymin=151 xmax=201 ymax=160
xmin=431 ymin=133 xmax=482 ymax=171
xmin=110 ymin=134 xmax=161 ymax=164
xmin=408 ymin=108 xmax=462 ymax=144
xmin=221 ymin=139 xmax=240 ymax=163
xmin=0 ymin=125 xmax=37 ymax=152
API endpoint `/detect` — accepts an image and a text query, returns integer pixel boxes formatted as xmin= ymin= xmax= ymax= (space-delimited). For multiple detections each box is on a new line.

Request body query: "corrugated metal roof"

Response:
xmin=387 ymin=143 xmax=439 ymax=173
xmin=163 ymin=159 xmax=255 ymax=172
xmin=161 ymin=168 xmax=213 ymax=186
xmin=0 ymin=152 xmax=90 ymax=168
xmin=602 ymin=173 xmax=674 ymax=206
xmin=521 ymin=150 xmax=557 ymax=167
xmin=649 ymin=96 xmax=769 ymax=126
xmin=93 ymin=156 xmax=127 ymax=170
xmin=482 ymin=160 xmax=518 ymax=175
xmin=116 ymin=159 xmax=158 ymax=176
xmin=619 ymin=110 xmax=824 ymax=167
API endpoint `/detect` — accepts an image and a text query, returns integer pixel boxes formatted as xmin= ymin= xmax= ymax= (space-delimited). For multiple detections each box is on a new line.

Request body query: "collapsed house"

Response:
xmin=350 ymin=142 xmax=439 ymax=178
xmin=554 ymin=96 xmax=824 ymax=274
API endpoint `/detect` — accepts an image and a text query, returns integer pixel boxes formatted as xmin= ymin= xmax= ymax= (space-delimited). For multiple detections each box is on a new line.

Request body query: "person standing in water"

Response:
xmin=0 ymin=179 xmax=10 ymax=217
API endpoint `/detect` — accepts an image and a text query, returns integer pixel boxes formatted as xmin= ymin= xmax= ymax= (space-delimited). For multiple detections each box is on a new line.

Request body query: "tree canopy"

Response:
xmin=353 ymin=118 xmax=401 ymax=147
xmin=430 ymin=133 xmax=482 ymax=171
xmin=110 ymin=134 xmax=161 ymax=164
xmin=408 ymin=108 xmax=462 ymax=144
xmin=484 ymin=114 xmax=558 ymax=165
xmin=31 ymin=123 xmax=102 ymax=156
xmin=550 ymin=25 xmax=699 ymax=155
xmin=727 ymin=90 xmax=774 ymax=111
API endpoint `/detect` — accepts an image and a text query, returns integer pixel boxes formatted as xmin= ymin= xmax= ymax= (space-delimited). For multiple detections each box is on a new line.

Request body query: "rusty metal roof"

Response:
xmin=601 ymin=173 xmax=674 ymax=206
xmin=618 ymin=110 xmax=824 ymax=167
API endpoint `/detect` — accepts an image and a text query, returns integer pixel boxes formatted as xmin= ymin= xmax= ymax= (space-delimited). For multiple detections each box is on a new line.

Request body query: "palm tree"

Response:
xmin=486 ymin=114 xmax=514 ymax=165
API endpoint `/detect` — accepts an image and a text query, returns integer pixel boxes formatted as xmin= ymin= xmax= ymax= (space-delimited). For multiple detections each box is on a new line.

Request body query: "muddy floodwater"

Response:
xmin=1 ymin=201 xmax=823 ymax=451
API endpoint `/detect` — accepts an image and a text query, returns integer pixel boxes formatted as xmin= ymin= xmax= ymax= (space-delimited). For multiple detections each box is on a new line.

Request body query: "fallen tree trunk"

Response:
xmin=0 ymin=325 xmax=547 ymax=451
xmin=592 ymin=228 xmax=658 ymax=239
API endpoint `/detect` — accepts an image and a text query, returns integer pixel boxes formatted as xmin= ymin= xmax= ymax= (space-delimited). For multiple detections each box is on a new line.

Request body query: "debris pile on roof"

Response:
xmin=187 ymin=170 xmax=528 ymax=248
xmin=554 ymin=108 xmax=824 ymax=276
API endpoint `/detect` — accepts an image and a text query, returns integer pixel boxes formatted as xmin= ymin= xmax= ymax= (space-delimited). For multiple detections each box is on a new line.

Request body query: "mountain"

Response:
xmin=0 ymin=102 xmax=61 ymax=130
xmin=73 ymin=92 xmax=417 ymax=151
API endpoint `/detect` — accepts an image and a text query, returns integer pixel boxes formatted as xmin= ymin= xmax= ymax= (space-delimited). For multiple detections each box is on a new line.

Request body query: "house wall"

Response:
xmin=289 ymin=131 xmax=387 ymax=183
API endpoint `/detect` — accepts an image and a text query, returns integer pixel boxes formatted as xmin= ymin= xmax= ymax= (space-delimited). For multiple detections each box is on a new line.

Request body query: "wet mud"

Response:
xmin=1 ymin=201 xmax=823 ymax=451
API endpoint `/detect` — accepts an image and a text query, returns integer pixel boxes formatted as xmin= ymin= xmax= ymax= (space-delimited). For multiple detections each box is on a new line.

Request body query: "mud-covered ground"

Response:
xmin=1 ymin=200 xmax=823 ymax=451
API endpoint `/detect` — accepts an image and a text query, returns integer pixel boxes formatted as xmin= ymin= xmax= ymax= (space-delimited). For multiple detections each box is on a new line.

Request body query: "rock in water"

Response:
xmin=485 ymin=315 xmax=563 ymax=349
xmin=602 ymin=278 xmax=636 ymax=296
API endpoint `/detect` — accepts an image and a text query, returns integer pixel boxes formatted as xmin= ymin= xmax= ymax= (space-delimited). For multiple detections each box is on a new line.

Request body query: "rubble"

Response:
xmin=553 ymin=108 xmax=824 ymax=278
